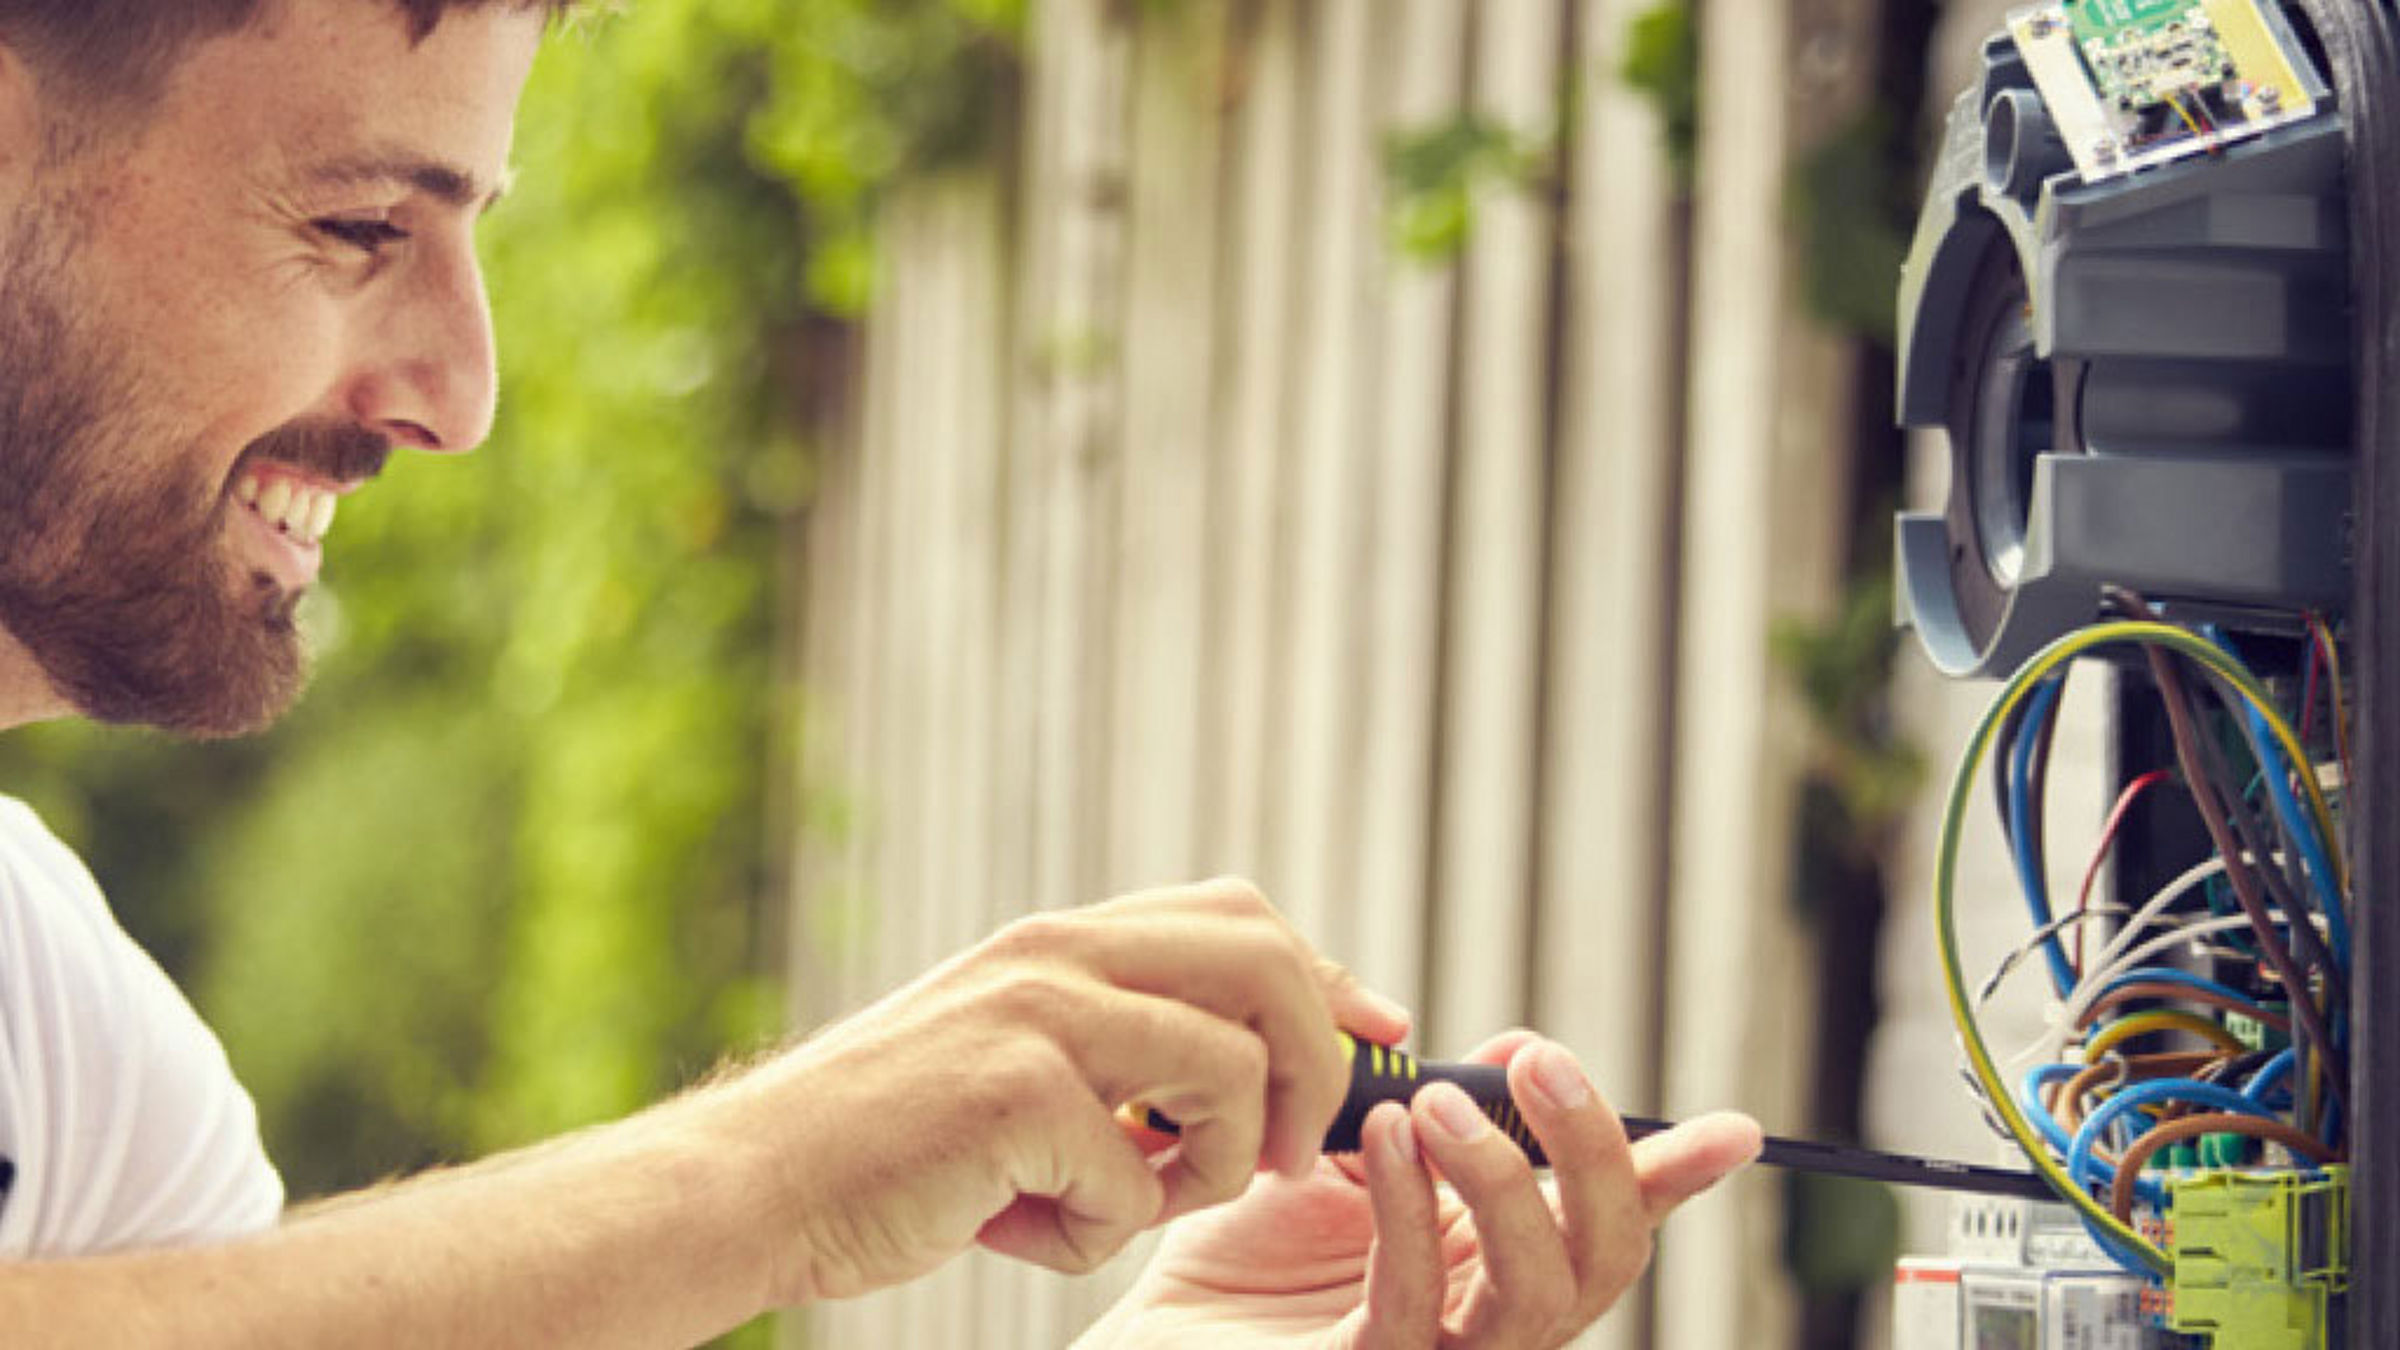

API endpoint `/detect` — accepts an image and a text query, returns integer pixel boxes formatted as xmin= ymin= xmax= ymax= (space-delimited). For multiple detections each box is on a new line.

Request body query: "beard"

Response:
xmin=0 ymin=200 xmax=387 ymax=739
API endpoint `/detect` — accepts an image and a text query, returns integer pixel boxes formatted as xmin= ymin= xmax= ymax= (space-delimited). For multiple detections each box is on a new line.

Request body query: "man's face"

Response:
xmin=0 ymin=0 xmax=543 ymax=737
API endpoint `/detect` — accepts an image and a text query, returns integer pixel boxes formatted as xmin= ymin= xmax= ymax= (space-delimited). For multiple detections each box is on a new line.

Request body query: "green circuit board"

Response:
xmin=2064 ymin=0 xmax=2236 ymax=109
xmin=2011 ymin=0 xmax=2319 ymax=181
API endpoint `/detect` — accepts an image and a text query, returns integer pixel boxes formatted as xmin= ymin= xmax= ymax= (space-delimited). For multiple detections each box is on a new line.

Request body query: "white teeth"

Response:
xmin=237 ymin=472 xmax=341 ymax=546
xmin=255 ymin=478 xmax=294 ymax=525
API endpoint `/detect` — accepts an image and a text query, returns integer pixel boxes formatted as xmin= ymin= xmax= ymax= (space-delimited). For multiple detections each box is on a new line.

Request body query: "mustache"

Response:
xmin=236 ymin=421 xmax=392 ymax=486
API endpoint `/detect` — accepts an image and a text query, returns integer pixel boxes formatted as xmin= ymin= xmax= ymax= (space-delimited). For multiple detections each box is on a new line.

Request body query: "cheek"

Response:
xmin=83 ymin=205 xmax=349 ymax=462
xmin=136 ymin=267 xmax=350 ymax=468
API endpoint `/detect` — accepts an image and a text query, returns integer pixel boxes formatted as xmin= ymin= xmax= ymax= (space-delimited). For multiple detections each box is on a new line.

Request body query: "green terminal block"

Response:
xmin=2167 ymin=1166 xmax=2348 ymax=1350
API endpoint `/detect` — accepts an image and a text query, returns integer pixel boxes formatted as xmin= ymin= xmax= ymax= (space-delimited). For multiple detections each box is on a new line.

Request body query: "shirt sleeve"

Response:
xmin=0 ymin=797 xmax=284 ymax=1257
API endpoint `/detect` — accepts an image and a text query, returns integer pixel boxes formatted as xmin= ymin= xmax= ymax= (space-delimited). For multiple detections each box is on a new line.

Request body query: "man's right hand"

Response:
xmin=726 ymin=878 xmax=1411 ymax=1306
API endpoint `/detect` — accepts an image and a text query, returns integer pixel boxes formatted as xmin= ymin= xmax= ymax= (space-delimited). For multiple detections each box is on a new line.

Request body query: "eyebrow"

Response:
xmin=298 ymin=150 xmax=516 ymax=213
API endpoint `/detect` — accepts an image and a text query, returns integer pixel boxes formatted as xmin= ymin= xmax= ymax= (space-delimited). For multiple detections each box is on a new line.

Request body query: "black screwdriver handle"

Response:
xmin=1145 ymin=1033 xmax=1546 ymax=1162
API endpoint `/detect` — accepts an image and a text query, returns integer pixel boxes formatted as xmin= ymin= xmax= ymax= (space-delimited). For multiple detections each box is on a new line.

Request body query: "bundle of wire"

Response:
xmin=1936 ymin=597 xmax=2351 ymax=1277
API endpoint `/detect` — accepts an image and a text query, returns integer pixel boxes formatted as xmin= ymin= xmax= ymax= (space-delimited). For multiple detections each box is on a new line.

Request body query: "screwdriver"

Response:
xmin=1145 ymin=1034 xmax=2059 ymax=1203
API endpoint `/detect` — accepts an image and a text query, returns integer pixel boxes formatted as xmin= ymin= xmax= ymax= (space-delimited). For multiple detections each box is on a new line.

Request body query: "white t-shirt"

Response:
xmin=0 ymin=796 xmax=283 ymax=1255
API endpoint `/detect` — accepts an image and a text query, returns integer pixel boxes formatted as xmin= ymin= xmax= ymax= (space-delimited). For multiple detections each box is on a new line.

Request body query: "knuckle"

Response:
xmin=1199 ymin=875 xmax=1272 ymax=919
xmin=989 ymin=908 xmax=1077 ymax=959
xmin=978 ymin=964 xmax=1071 ymax=1030
xmin=973 ymin=1037 xmax=1076 ymax=1117
xmin=1222 ymin=1024 xmax=1272 ymax=1085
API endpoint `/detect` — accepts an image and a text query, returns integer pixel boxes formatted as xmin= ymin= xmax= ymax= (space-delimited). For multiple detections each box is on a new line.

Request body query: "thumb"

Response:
xmin=1635 ymin=1112 xmax=1764 ymax=1224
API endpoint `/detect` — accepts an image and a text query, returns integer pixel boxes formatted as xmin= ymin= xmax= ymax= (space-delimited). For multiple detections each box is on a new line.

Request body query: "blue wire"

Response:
xmin=2242 ymin=1046 xmax=2297 ymax=1104
xmin=2067 ymin=1078 xmax=2282 ymax=1201
xmin=2242 ymin=702 xmax=2351 ymax=970
xmin=2020 ymin=1064 xmax=2078 ymax=1157
xmin=2009 ymin=674 xmax=2075 ymax=996
xmin=2022 ymin=1064 xmax=2168 ymax=1264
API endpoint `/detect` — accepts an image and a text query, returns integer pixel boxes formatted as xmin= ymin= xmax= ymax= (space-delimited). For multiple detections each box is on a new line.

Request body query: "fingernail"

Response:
xmin=1423 ymin=1083 xmax=1489 ymax=1141
xmin=1530 ymin=1042 xmax=1594 ymax=1110
xmin=1385 ymin=1106 xmax=1419 ymax=1165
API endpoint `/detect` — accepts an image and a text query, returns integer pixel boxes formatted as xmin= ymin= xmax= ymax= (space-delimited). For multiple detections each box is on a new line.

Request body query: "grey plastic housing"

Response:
xmin=1894 ymin=21 xmax=2351 ymax=680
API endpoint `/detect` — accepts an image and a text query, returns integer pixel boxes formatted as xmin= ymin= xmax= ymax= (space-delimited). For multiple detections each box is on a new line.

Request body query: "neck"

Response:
xmin=0 ymin=627 xmax=70 ymax=732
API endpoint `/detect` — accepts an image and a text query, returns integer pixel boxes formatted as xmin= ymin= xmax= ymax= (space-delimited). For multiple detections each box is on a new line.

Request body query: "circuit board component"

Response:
xmin=2005 ymin=0 xmax=2320 ymax=183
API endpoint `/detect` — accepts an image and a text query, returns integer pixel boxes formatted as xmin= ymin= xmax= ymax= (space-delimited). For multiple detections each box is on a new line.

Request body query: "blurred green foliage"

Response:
xmin=1381 ymin=114 xmax=1551 ymax=264
xmin=0 ymin=3 xmax=1020 ymax=1345
xmin=1622 ymin=0 xmax=1699 ymax=184
xmin=1790 ymin=112 xmax=1915 ymax=342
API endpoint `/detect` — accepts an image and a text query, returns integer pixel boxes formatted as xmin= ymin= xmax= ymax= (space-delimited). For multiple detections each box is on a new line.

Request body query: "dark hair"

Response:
xmin=0 ymin=0 xmax=586 ymax=114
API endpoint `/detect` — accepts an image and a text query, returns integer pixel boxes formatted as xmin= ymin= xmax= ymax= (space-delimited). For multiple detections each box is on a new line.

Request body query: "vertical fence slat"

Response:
xmin=1347 ymin=0 xmax=1468 ymax=1017
xmin=1106 ymin=0 xmax=1231 ymax=893
xmin=1657 ymin=0 xmax=1801 ymax=1328
xmin=1427 ymin=0 xmax=1562 ymax=1055
xmin=1659 ymin=0 xmax=1891 ymax=1342
xmin=1199 ymin=0 xmax=1304 ymax=880
xmin=1538 ymin=1 xmax=1684 ymax=1344
xmin=1271 ymin=0 xmax=1379 ymax=949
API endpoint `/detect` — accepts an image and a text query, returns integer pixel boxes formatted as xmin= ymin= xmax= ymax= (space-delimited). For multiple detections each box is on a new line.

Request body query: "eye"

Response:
xmin=314 ymin=217 xmax=410 ymax=257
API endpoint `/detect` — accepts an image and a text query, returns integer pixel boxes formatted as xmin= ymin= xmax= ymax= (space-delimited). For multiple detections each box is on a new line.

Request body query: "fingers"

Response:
xmin=1510 ymin=1041 xmax=1651 ymax=1322
xmin=1411 ymin=1079 xmax=1579 ymax=1345
xmin=1068 ymin=880 xmax=1363 ymax=1179
xmin=1065 ymin=992 xmax=1271 ymax=1222
xmin=976 ymin=1091 xmax=1166 ymax=1274
xmin=1358 ymin=1103 xmax=1444 ymax=1350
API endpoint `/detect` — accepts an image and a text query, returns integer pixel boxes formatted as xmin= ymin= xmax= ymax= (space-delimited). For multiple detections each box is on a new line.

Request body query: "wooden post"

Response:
xmin=1537 ymin=0 xmax=1687 ymax=1343
xmin=1658 ymin=0 xmax=1884 ymax=1342
xmin=1426 ymin=0 xmax=1562 ymax=1056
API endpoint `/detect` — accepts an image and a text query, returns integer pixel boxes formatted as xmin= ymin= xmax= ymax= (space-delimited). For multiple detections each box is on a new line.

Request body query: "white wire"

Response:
xmin=1977 ymin=905 xmax=2132 ymax=1008
xmin=2082 ymin=855 xmax=2229 ymax=981
xmin=1998 ymin=857 xmax=2226 ymax=1073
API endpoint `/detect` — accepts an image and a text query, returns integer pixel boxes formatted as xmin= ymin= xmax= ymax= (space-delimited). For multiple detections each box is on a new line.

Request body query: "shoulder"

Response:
xmin=0 ymin=795 xmax=284 ymax=1256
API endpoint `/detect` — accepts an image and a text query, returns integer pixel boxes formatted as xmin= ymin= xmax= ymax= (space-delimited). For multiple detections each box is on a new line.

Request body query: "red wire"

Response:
xmin=2074 ymin=769 xmax=2181 ymax=974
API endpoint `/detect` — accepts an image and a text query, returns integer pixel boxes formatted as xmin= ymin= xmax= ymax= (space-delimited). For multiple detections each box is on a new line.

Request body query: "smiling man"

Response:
xmin=0 ymin=2 xmax=1758 ymax=1346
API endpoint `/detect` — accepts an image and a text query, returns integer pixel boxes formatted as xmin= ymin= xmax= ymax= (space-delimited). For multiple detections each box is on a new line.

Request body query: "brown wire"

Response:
xmin=2075 ymin=982 xmax=2293 ymax=1035
xmin=2107 ymin=591 xmax=2347 ymax=1116
xmin=2107 ymin=1112 xmax=2342 ymax=1224
xmin=2051 ymin=1051 xmax=2225 ymax=1136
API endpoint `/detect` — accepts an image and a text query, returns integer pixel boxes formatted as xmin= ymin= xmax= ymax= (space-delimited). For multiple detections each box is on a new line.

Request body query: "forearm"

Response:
xmin=0 ymin=1077 xmax=793 ymax=1349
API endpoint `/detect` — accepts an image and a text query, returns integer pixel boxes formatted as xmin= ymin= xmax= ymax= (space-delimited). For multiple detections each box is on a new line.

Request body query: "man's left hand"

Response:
xmin=1077 ymin=1034 xmax=1762 ymax=1350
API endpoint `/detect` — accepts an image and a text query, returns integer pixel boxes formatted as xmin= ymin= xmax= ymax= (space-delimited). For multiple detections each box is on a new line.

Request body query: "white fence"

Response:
xmin=785 ymin=1 xmax=1908 ymax=1344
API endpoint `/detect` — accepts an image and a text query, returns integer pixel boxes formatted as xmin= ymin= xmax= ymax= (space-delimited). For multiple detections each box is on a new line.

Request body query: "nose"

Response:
xmin=343 ymin=241 xmax=498 ymax=455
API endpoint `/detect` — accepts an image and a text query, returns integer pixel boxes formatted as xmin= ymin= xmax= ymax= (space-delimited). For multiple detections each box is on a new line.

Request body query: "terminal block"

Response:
xmin=2166 ymin=1166 xmax=2348 ymax=1350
